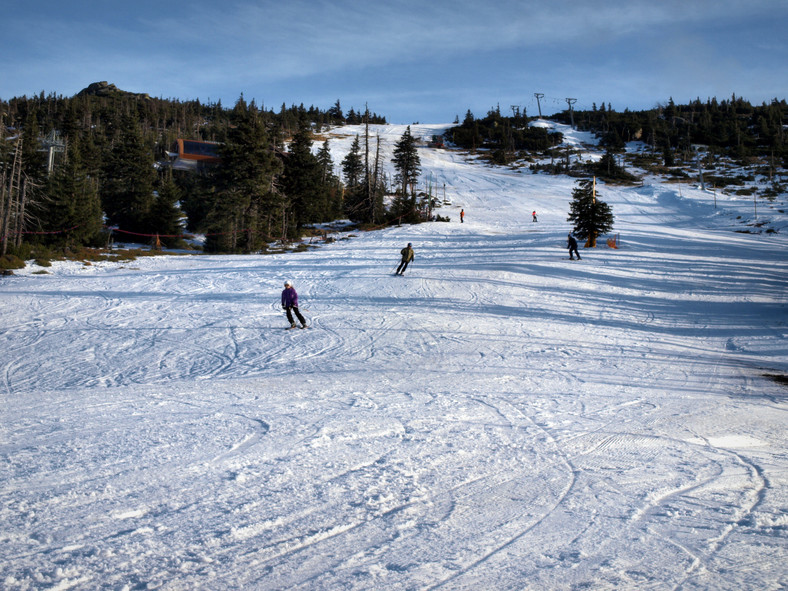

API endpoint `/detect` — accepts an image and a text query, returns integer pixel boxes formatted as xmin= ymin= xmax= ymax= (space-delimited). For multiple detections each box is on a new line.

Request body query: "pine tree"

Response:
xmin=316 ymin=139 xmax=334 ymax=184
xmin=281 ymin=116 xmax=328 ymax=227
xmin=148 ymin=169 xmax=184 ymax=247
xmin=316 ymin=139 xmax=343 ymax=219
xmin=207 ymin=97 xmax=283 ymax=252
xmin=392 ymin=125 xmax=421 ymax=197
xmin=21 ymin=109 xmax=46 ymax=184
xmin=342 ymin=135 xmax=367 ymax=221
xmin=43 ymin=136 xmax=103 ymax=247
xmin=389 ymin=192 xmax=419 ymax=225
xmin=567 ymin=178 xmax=614 ymax=247
xmin=101 ymin=114 xmax=156 ymax=234
xmin=173 ymin=170 xmax=212 ymax=233
xmin=594 ymin=149 xmax=637 ymax=181
xmin=341 ymin=135 xmax=363 ymax=188
xmin=327 ymin=100 xmax=344 ymax=124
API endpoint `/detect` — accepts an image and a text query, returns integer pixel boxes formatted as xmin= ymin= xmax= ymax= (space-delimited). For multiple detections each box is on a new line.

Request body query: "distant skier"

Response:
xmin=395 ymin=243 xmax=415 ymax=275
xmin=532 ymin=211 xmax=538 ymax=222
xmin=281 ymin=280 xmax=308 ymax=329
xmin=567 ymin=233 xmax=581 ymax=260
xmin=460 ymin=209 xmax=465 ymax=223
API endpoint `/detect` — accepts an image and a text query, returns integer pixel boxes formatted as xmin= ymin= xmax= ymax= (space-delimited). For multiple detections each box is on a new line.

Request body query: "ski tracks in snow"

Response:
xmin=2 ymin=123 xmax=788 ymax=589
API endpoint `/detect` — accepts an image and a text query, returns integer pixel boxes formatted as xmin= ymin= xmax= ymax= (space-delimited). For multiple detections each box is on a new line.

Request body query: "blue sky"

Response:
xmin=2 ymin=0 xmax=786 ymax=123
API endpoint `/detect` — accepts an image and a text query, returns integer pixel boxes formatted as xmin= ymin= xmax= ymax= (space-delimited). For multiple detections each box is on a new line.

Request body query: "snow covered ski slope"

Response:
xmin=1 ymin=122 xmax=787 ymax=590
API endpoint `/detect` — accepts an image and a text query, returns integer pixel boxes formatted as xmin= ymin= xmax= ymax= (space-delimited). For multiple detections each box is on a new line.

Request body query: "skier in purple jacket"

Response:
xmin=281 ymin=281 xmax=307 ymax=329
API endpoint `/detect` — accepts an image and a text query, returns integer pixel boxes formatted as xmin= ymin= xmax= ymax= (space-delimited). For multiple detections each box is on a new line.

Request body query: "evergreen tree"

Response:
xmin=42 ymin=136 xmax=103 ymax=247
xmin=567 ymin=178 xmax=614 ymax=247
xmin=21 ymin=109 xmax=46 ymax=184
xmin=316 ymin=139 xmax=343 ymax=219
xmin=0 ymin=87 xmax=396 ymax=253
xmin=389 ymin=192 xmax=419 ymax=225
xmin=281 ymin=116 xmax=328 ymax=227
xmin=389 ymin=126 xmax=423 ymax=224
xmin=392 ymin=125 xmax=421 ymax=197
xmin=101 ymin=114 xmax=156 ymax=234
xmin=207 ymin=98 xmax=283 ymax=252
xmin=594 ymin=149 xmax=637 ymax=181
xmin=342 ymin=135 xmax=367 ymax=221
xmin=148 ymin=169 xmax=184 ymax=247
xmin=316 ymin=139 xmax=335 ymax=184
xmin=662 ymin=143 xmax=675 ymax=167
xmin=78 ymin=131 xmax=103 ymax=182
xmin=341 ymin=135 xmax=363 ymax=188
xmin=327 ymin=100 xmax=344 ymax=124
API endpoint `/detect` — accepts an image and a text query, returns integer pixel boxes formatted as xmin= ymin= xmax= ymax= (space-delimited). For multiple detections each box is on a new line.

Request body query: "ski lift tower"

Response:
xmin=42 ymin=130 xmax=66 ymax=173
xmin=565 ymin=98 xmax=577 ymax=129
xmin=692 ymin=144 xmax=706 ymax=191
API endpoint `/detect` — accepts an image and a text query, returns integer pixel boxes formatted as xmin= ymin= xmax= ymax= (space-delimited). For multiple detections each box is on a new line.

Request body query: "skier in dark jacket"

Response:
xmin=396 ymin=243 xmax=415 ymax=275
xmin=567 ymin=233 xmax=581 ymax=260
xmin=281 ymin=281 xmax=307 ymax=329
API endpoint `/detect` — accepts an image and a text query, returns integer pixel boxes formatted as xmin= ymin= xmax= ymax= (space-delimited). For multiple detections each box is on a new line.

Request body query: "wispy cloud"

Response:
xmin=1 ymin=0 xmax=785 ymax=120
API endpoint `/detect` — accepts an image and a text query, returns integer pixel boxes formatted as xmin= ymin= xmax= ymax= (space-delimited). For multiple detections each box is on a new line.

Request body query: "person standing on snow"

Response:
xmin=281 ymin=280 xmax=308 ymax=329
xmin=395 ymin=243 xmax=415 ymax=275
xmin=460 ymin=209 xmax=465 ymax=223
xmin=532 ymin=211 xmax=538 ymax=222
xmin=567 ymin=233 xmax=581 ymax=260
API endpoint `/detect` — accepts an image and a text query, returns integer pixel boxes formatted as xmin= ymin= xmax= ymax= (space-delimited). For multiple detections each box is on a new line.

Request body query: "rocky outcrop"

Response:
xmin=77 ymin=81 xmax=151 ymax=100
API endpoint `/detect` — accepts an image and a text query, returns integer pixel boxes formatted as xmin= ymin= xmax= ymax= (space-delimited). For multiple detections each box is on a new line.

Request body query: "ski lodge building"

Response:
xmin=168 ymin=139 xmax=221 ymax=171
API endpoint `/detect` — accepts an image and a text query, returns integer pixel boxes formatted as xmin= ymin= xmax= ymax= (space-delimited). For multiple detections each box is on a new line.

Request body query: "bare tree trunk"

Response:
xmin=0 ymin=169 xmax=6 ymax=244
xmin=1 ymin=190 xmax=11 ymax=256
xmin=364 ymin=105 xmax=372 ymax=222
xmin=14 ymin=179 xmax=26 ymax=248
xmin=281 ymin=203 xmax=287 ymax=245
xmin=2 ymin=139 xmax=23 ymax=256
xmin=0 ymin=111 xmax=6 ymax=240
xmin=373 ymin=135 xmax=381 ymax=196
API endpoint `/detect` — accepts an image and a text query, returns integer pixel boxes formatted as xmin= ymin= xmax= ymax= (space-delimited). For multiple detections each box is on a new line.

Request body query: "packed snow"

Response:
xmin=1 ymin=122 xmax=787 ymax=590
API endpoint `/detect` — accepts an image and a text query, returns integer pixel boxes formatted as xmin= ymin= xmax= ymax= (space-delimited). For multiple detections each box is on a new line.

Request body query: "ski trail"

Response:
xmin=425 ymin=396 xmax=578 ymax=589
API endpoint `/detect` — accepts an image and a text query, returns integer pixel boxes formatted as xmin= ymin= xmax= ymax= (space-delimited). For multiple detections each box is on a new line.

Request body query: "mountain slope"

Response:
xmin=1 ymin=122 xmax=786 ymax=590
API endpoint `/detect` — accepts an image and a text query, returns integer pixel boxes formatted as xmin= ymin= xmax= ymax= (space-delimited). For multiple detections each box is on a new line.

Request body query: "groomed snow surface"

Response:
xmin=2 ymin=122 xmax=787 ymax=590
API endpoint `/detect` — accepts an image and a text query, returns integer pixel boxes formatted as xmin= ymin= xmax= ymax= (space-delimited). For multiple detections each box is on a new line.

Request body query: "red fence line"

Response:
xmin=0 ymin=225 xmax=83 ymax=242
xmin=1 ymin=225 xmax=257 ymax=242
xmin=2 ymin=209 xmax=426 ymax=244
xmin=109 ymin=227 xmax=259 ymax=239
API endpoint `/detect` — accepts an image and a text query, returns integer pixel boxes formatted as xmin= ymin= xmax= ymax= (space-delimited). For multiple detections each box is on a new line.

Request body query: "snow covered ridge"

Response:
xmin=1 ymin=122 xmax=787 ymax=590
